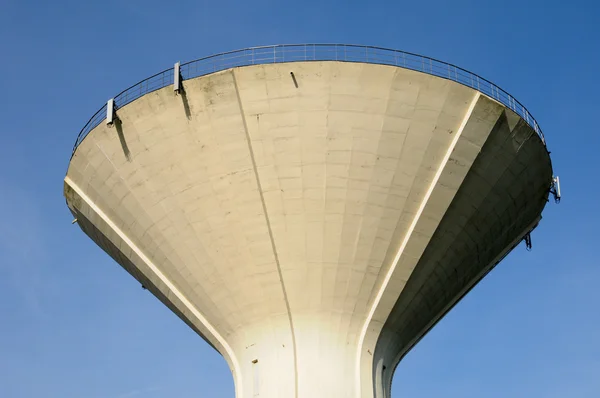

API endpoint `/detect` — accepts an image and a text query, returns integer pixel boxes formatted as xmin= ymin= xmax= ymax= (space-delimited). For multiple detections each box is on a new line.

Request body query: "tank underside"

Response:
xmin=65 ymin=61 xmax=552 ymax=398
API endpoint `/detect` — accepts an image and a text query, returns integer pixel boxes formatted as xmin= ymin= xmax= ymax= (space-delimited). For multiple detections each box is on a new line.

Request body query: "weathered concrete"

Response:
xmin=65 ymin=61 xmax=552 ymax=398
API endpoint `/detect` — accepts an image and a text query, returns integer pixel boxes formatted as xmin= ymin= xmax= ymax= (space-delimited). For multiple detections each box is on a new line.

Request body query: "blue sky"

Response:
xmin=0 ymin=0 xmax=598 ymax=397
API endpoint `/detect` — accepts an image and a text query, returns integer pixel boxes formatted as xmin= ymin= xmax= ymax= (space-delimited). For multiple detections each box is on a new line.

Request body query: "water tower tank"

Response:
xmin=64 ymin=45 xmax=554 ymax=398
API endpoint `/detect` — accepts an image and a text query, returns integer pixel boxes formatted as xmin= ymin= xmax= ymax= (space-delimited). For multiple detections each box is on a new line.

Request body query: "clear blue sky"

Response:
xmin=0 ymin=0 xmax=598 ymax=397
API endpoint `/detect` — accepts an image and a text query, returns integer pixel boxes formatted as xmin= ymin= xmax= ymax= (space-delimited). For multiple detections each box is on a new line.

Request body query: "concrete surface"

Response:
xmin=65 ymin=61 xmax=552 ymax=398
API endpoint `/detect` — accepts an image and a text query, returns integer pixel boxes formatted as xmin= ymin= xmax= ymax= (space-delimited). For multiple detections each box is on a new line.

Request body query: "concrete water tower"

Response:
xmin=64 ymin=45 xmax=557 ymax=398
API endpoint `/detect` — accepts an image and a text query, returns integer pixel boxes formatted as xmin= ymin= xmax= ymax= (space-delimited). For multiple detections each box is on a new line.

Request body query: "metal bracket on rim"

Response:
xmin=551 ymin=176 xmax=561 ymax=204
xmin=174 ymin=62 xmax=183 ymax=94
xmin=106 ymin=98 xmax=117 ymax=126
xmin=524 ymin=232 xmax=532 ymax=251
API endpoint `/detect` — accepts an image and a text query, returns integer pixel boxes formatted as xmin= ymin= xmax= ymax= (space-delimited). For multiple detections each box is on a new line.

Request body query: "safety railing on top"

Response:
xmin=72 ymin=44 xmax=546 ymax=157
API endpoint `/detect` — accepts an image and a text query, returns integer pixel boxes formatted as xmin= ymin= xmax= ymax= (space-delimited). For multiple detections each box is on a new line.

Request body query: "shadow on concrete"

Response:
xmin=290 ymin=72 xmax=299 ymax=88
xmin=180 ymin=89 xmax=192 ymax=120
xmin=114 ymin=118 xmax=131 ymax=161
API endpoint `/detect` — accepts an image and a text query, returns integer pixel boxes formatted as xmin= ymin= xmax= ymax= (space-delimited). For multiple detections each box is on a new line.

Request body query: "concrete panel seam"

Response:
xmin=231 ymin=69 xmax=299 ymax=398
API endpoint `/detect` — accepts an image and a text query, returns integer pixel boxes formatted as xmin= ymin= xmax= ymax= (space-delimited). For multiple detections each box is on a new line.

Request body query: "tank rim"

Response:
xmin=70 ymin=43 xmax=548 ymax=160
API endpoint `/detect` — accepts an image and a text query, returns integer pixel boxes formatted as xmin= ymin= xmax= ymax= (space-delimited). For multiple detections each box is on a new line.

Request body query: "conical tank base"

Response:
xmin=65 ymin=60 xmax=552 ymax=398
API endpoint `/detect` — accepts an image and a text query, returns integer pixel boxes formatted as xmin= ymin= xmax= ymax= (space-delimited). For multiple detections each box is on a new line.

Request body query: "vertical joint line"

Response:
xmin=231 ymin=69 xmax=299 ymax=398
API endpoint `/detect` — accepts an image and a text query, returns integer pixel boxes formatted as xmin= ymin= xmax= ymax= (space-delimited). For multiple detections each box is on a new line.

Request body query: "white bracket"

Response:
xmin=551 ymin=176 xmax=561 ymax=204
xmin=106 ymin=98 xmax=116 ymax=125
xmin=174 ymin=62 xmax=182 ymax=94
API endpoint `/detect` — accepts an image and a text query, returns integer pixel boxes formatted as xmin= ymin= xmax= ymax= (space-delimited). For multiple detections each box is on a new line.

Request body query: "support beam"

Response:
xmin=355 ymin=92 xmax=483 ymax=398
xmin=63 ymin=177 xmax=243 ymax=397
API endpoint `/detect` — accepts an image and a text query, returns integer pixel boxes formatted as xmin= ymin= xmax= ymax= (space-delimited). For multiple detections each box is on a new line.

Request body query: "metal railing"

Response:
xmin=72 ymin=44 xmax=546 ymax=156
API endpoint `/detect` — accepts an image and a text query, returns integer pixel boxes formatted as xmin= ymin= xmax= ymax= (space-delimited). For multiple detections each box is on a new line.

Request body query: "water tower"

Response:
xmin=64 ymin=45 xmax=558 ymax=398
